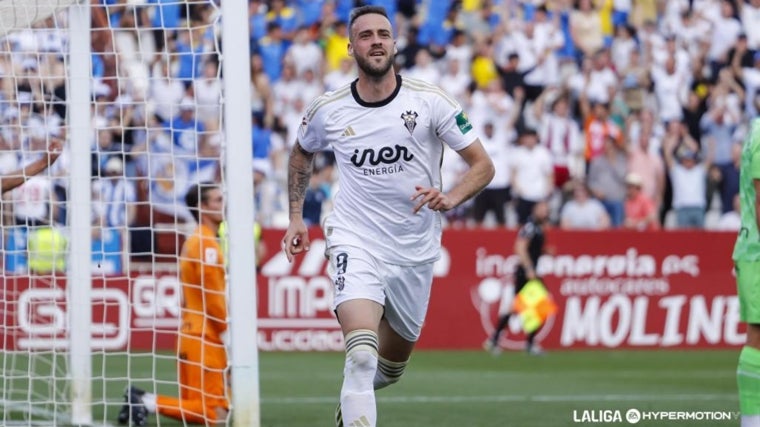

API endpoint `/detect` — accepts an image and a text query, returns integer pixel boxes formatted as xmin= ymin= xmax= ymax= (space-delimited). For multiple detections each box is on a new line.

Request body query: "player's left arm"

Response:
xmin=283 ymin=142 xmax=315 ymax=261
xmin=412 ymin=139 xmax=494 ymax=213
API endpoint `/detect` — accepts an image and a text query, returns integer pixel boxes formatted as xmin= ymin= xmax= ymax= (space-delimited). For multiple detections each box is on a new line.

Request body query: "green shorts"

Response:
xmin=737 ymin=260 xmax=760 ymax=324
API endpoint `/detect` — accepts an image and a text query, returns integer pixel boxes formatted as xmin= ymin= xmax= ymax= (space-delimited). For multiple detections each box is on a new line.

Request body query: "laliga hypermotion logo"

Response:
xmin=471 ymin=276 xmax=555 ymax=350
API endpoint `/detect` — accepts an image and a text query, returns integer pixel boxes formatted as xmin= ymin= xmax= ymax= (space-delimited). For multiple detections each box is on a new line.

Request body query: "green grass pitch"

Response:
xmin=3 ymin=349 xmax=740 ymax=426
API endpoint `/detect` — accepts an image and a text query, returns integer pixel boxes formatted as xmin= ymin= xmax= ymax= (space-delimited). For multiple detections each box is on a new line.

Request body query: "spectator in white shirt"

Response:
xmin=511 ymin=128 xmax=554 ymax=225
xmin=192 ymin=60 xmax=222 ymax=127
xmin=512 ymin=16 xmax=562 ymax=95
xmin=707 ymin=0 xmax=742 ymax=77
xmin=651 ymin=57 xmax=689 ymax=124
xmin=12 ymin=174 xmax=55 ymax=226
xmin=468 ymin=79 xmax=515 ymax=132
xmin=323 ymin=57 xmax=356 ymax=92
xmin=652 ymin=34 xmax=691 ymax=79
xmin=438 ymin=58 xmax=470 ymax=104
xmin=13 ymin=136 xmax=58 ymax=228
xmin=443 ymin=29 xmax=473 ymax=80
xmin=531 ymin=6 xmax=565 ymax=88
xmin=732 ymin=49 xmax=760 ymax=118
xmin=92 ymin=157 xmax=137 ymax=230
xmin=610 ymin=24 xmax=637 ymax=73
xmin=663 ymin=0 xmax=690 ymax=34
xmin=741 ymin=0 xmax=760 ymax=50
xmin=670 ymin=9 xmax=710 ymax=60
xmin=560 ymin=180 xmax=611 ymax=230
xmin=285 ymin=27 xmax=323 ymax=78
xmin=403 ymin=48 xmax=441 ymax=86
xmin=149 ymin=61 xmax=186 ymax=124
xmin=534 ymin=88 xmax=583 ymax=190
xmin=472 ymin=121 xmax=514 ymax=227
xmin=638 ymin=19 xmax=666 ymax=62
xmin=298 ymin=67 xmax=324 ymax=106
xmin=663 ymin=132 xmax=707 ymax=229
xmin=586 ymin=49 xmax=618 ymax=104
xmin=566 ymin=56 xmax=593 ymax=100
xmin=271 ymin=62 xmax=302 ymax=118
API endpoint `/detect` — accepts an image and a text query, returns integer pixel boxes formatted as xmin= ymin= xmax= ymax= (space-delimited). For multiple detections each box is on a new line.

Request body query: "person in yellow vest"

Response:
xmin=511 ymin=279 xmax=558 ymax=334
xmin=470 ymin=40 xmax=499 ymax=89
xmin=27 ymin=226 xmax=67 ymax=274
xmin=484 ymin=200 xmax=551 ymax=356
xmin=594 ymin=0 xmax=614 ymax=45
xmin=217 ymin=220 xmax=266 ymax=272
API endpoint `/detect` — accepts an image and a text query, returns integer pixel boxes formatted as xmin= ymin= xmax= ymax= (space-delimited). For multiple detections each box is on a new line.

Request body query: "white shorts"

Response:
xmin=327 ymin=245 xmax=434 ymax=342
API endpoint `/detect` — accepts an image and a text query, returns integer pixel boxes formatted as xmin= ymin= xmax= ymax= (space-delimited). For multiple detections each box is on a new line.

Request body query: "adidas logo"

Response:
xmin=347 ymin=416 xmax=371 ymax=427
xmin=341 ymin=126 xmax=356 ymax=137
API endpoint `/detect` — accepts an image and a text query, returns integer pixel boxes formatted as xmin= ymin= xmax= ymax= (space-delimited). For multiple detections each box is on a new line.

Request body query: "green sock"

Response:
xmin=738 ymin=346 xmax=760 ymax=415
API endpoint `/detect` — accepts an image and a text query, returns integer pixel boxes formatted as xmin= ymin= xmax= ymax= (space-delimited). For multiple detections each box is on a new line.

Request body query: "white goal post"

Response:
xmin=67 ymin=2 xmax=93 ymax=425
xmin=220 ymin=0 xmax=261 ymax=423
xmin=0 ymin=0 xmax=260 ymax=424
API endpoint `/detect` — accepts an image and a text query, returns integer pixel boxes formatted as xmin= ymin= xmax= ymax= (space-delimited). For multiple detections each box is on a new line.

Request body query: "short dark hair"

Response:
xmin=348 ymin=5 xmax=390 ymax=40
xmin=185 ymin=182 xmax=217 ymax=223
xmin=519 ymin=127 xmax=538 ymax=139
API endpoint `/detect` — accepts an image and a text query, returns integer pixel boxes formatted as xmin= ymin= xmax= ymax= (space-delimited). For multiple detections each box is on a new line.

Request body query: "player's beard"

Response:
xmin=355 ymin=52 xmax=394 ymax=79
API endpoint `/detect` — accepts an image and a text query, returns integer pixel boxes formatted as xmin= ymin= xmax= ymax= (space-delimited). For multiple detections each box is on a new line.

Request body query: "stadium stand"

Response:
xmin=1 ymin=0 xmax=753 ymax=268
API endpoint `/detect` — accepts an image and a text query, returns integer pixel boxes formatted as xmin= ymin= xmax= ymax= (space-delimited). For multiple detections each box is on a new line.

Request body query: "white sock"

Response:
xmin=341 ymin=329 xmax=378 ymax=427
xmin=373 ymin=356 xmax=407 ymax=390
xmin=743 ymin=415 xmax=760 ymax=427
xmin=142 ymin=392 xmax=157 ymax=413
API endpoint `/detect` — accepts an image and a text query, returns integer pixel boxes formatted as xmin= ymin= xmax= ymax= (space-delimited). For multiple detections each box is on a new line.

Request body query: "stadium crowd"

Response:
xmin=0 ymin=0 xmax=753 ymax=266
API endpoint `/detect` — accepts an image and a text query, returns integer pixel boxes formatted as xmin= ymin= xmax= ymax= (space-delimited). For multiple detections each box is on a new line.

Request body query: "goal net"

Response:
xmin=0 ymin=0 xmax=258 ymax=425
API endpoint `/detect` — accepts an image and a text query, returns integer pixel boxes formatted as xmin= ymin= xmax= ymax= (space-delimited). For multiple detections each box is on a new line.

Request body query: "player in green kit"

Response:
xmin=735 ymin=119 xmax=760 ymax=427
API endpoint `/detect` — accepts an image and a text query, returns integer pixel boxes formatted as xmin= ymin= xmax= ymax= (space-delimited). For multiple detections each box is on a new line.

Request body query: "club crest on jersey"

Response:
xmin=400 ymin=110 xmax=418 ymax=135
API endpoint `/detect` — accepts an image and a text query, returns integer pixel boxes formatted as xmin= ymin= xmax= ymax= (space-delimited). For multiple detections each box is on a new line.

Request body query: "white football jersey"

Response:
xmin=299 ymin=75 xmax=478 ymax=265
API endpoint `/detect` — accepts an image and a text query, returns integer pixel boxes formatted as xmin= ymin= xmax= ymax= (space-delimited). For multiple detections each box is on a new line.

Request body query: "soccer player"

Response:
xmin=484 ymin=200 xmax=550 ymax=356
xmin=1 ymin=138 xmax=62 ymax=193
xmin=735 ymin=120 xmax=760 ymax=427
xmin=118 ymin=182 xmax=228 ymax=426
xmin=282 ymin=6 xmax=495 ymax=427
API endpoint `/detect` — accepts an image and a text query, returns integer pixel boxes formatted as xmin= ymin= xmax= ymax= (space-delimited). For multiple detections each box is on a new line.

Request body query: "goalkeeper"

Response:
xmin=484 ymin=200 xmax=550 ymax=356
xmin=118 ymin=182 xmax=229 ymax=426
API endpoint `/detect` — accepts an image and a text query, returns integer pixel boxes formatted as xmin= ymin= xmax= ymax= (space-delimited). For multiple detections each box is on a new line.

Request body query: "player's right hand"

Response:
xmin=282 ymin=219 xmax=310 ymax=263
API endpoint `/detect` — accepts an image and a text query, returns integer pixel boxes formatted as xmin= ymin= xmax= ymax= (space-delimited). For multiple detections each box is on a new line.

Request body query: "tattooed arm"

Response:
xmin=287 ymin=142 xmax=315 ymax=218
xmin=282 ymin=141 xmax=315 ymax=262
